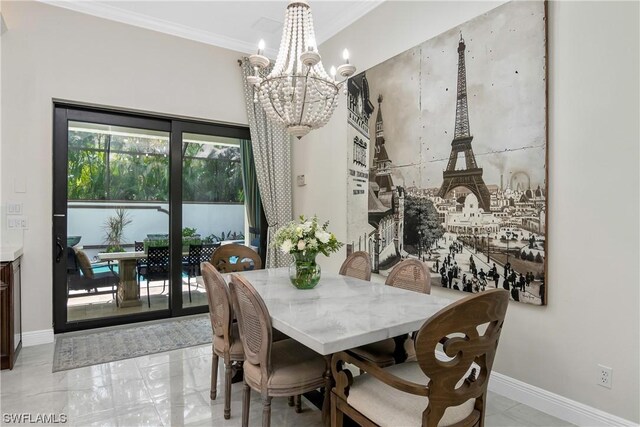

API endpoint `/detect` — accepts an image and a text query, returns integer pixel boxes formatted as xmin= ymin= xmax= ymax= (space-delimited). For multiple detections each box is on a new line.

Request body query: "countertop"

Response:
xmin=0 ymin=246 xmax=23 ymax=262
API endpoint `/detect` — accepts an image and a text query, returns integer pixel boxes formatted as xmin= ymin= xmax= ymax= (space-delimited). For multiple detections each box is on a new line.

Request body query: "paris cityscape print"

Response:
xmin=346 ymin=1 xmax=548 ymax=305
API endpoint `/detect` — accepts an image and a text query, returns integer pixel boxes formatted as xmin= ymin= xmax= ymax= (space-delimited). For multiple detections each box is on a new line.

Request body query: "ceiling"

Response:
xmin=40 ymin=0 xmax=384 ymax=58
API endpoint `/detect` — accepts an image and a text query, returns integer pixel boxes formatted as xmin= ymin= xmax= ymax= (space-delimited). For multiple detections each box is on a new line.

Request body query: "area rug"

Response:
xmin=52 ymin=315 xmax=212 ymax=372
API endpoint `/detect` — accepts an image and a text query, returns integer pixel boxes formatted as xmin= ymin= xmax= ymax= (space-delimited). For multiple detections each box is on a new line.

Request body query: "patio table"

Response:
xmin=211 ymin=267 xmax=452 ymax=422
xmin=98 ymin=251 xmax=147 ymax=307
xmin=98 ymin=242 xmax=253 ymax=307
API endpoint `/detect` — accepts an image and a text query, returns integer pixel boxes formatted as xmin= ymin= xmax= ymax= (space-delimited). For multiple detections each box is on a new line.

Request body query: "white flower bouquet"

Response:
xmin=273 ymin=215 xmax=343 ymax=257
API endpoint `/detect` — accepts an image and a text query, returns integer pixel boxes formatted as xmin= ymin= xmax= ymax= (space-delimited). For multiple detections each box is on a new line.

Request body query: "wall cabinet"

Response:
xmin=1 ymin=257 xmax=22 ymax=370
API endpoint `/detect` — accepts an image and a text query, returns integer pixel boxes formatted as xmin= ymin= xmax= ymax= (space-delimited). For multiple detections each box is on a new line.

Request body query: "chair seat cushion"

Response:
xmin=347 ymin=362 xmax=476 ymax=427
xmin=74 ymin=249 xmax=94 ymax=279
xmin=213 ymin=323 xmax=244 ymax=360
xmin=244 ymin=339 xmax=325 ymax=392
xmin=350 ymin=338 xmax=396 ymax=366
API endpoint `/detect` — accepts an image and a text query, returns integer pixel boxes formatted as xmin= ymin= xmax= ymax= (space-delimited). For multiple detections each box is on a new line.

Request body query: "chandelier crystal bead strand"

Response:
xmin=248 ymin=0 xmax=355 ymax=139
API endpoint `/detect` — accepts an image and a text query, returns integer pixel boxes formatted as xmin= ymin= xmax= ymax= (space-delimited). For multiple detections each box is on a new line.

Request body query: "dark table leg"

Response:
xmin=392 ymin=334 xmax=409 ymax=364
xmin=322 ymin=354 xmax=333 ymax=426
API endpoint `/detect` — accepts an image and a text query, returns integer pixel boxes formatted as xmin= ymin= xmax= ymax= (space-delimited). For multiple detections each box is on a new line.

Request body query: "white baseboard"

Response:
xmin=22 ymin=329 xmax=54 ymax=347
xmin=489 ymin=371 xmax=638 ymax=427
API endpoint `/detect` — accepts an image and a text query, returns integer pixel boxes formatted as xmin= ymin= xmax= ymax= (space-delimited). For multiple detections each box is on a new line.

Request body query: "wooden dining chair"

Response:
xmin=349 ymin=259 xmax=432 ymax=367
xmin=211 ymin=244 xmax=262 ymax=273
xmin=339 ymin=251 xmax=372 ymax=281
xmin=228 ymin=273 xmax=328 ymax=427
xmin=331 ymin=289 xmax=509 ymax=427
xmin=201 ymin=262 xmax=244 ymax=420
xmin=386 ymin=258 xmax=431 ymax=294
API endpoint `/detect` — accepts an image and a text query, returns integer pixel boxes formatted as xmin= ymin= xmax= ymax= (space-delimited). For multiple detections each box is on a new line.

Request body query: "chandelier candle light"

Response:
xmin=247 ymin=0 xmax=356 ymax=139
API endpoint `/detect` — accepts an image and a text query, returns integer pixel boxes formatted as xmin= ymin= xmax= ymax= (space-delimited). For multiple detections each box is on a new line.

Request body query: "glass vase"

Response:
xmin=289 ymin=252 xmax=321 ymax=289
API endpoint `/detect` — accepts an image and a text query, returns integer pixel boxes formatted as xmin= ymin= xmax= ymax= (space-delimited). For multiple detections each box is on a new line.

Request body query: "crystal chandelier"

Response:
xmin=247 ymin=0 xmax=356 ymax=139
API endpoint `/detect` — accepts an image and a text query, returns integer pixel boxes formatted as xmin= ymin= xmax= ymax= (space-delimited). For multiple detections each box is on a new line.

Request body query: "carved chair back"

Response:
xmin=339 ymin=251 xmax=372 ymax=281
xmin=415 ymin=288 xmax=509 ymax=426
xmin=228 ymin=274 xmax=273 ymax=382
xmin=385 ymin=259 xmax=431 ymax=294
xmin=211 ymin=244 xmax=262 ymax=273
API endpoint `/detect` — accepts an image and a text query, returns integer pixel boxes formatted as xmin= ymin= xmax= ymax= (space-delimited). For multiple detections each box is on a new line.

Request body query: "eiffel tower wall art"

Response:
xmin=345 ymin=1 xmax=548 ymax=305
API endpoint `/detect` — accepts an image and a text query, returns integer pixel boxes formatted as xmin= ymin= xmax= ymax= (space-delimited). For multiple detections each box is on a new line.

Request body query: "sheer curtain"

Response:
xmin=240 ymin=59 xmax=292 ymax=268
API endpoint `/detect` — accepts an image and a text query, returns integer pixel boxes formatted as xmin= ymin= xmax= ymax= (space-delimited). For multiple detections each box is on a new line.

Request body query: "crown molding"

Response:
xmin=315 ymin=1 xmax=385 ymax=45
xmin=37 ymin=0 xmax=385 ymax=59
xmin=37 ymin=0 xmax=279 ymax=57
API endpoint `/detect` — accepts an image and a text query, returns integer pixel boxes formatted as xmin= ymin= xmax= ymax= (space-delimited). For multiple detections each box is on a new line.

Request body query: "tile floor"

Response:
xmin=0 ymin=343 xmax=573 ymax=426
xmin=67 ymin=290 xmax=209 ymax=322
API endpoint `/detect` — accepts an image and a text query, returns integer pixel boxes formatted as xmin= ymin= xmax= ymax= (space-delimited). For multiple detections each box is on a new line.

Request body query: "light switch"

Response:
xmin=7 ymin=202 xmax=23 ymax=214
xmin=14 ymin=178 xmax=27 ymax=193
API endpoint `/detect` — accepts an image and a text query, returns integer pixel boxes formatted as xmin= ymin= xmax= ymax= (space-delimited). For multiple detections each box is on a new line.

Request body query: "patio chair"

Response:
xmin=210 ymin=244 xmax=262 ymax=273
xmin=228 ymin=273 xmax=328 ymax=427
xmin=331 ymin=289 xmax=509 ymax=427
xmin=182 ymin=244 xmax=202 ymax=303
xmin=134 ymin=241 xmax=150 ymax=289
xmin=349 ymin=259 xmax=432 ymax=368
xmin=339 ymin=251 xmax=372 ymax=281
xmin=139 ymin=246 xmax=170 ymax=307
xmin=67 ymin=249 xmax=119 ymax=302
xmin=200 ymin=243 xmax=220 ymax=266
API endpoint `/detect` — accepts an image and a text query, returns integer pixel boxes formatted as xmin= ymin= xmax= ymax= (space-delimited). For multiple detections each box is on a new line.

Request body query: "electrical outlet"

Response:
xmin=598 ymin=365 xmax=612 ymax=389
xmin=7 ymin=215 xmax=28 ymax=229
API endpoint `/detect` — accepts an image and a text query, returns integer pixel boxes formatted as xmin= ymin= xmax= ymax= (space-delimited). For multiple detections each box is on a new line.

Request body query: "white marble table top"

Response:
xmin=223 ymin=268 xmax=452 ymax=355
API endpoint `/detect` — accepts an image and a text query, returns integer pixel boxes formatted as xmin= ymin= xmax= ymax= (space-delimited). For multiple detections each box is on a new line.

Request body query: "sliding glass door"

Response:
xmin=53 ymin=105 xmax=250 ymax=333
xmin=180 ymin=131 xmax=245 ymax=310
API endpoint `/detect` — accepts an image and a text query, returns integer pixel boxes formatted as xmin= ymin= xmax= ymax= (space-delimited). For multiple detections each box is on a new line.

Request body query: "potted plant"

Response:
xmin=103 ymin=208 xmax=132 ymax=253
xmin=182 ymin=227 xmax=201 ymax=252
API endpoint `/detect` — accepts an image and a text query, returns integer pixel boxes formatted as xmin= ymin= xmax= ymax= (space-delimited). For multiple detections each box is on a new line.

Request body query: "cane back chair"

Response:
xmin=201 ymin=262 xmax=244 ymax=419
xmin=228 ymin=273 xmax=328 ymax=427
xmin=339 ymin=251 xmax=372 ymax=281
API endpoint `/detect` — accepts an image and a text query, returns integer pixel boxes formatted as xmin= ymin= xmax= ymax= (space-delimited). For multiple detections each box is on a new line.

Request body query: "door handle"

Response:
xmin=55 ymin=237 xmax=64 ymax=263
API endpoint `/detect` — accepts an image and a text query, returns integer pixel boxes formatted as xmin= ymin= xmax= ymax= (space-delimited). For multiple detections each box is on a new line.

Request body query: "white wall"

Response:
xmin=294 ymin=0 xmax=639 ymax=423
xmin=67 ymin=202 xmax=245 ymax=245
xmin=0 ymin=1 xmax=248 ymax=333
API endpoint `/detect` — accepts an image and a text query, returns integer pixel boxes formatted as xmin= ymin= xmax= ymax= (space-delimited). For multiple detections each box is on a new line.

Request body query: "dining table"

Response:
xmin=215 ymin=267 xmax=453 ymax=423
